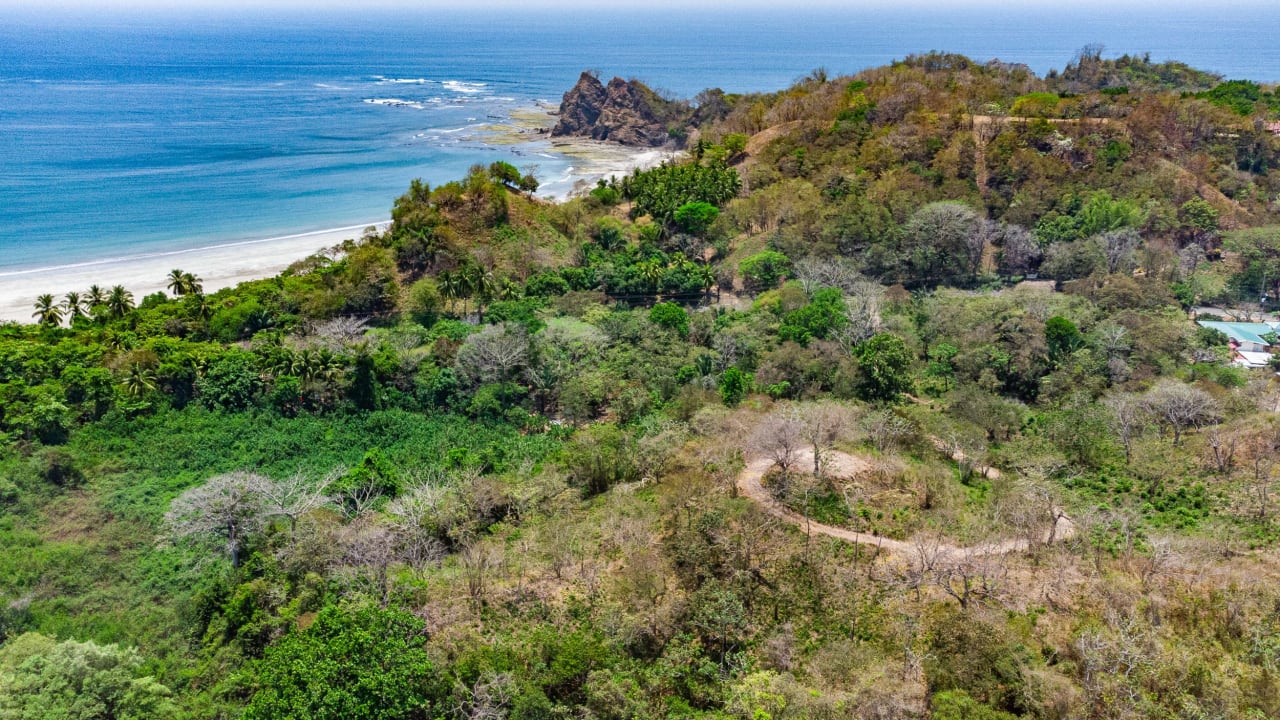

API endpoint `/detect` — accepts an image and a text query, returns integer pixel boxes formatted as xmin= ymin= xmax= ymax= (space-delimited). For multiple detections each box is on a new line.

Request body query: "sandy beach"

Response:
xmin=0 ymin=224 xmax=383 ymax=323
xmin=0 ymin=129 xmax=673 ymax=324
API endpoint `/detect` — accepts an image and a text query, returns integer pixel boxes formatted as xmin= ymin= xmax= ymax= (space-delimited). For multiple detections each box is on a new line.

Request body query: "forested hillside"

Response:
xmin=6 ymin=51 xmax=1280 ymax=719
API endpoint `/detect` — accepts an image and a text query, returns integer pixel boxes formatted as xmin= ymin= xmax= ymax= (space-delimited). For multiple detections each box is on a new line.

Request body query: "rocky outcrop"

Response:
xmin=552 ymin=71 xmax=609 ymax=138
xmin=552 ymin=72 xmax=678 ymax=147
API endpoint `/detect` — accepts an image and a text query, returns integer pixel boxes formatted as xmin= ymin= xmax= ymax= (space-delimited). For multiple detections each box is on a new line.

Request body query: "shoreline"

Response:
xmin=0 ymin=128 xmax=673 ymax=324
xmin=0 ymin=223 xmax=388 ymax=324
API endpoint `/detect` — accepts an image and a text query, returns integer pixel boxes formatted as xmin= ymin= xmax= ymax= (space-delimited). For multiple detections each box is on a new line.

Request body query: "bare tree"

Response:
xmin=1177 ymin=244 xmax=1205 ymax=280
xmin=337 ymin=475 xmax=388 ymax=520
xmin=1138 ymin=538 xmax=1179 ymax=590
xmin=862 ymin=409 xmax=914 ymax=453
xmin=386 ymin=474 xmax=472 ymax=547
xmin=1142 ymin=380 xmax=1220 ymax=446
xmin=938 ymin=431 xmax=988 ymax=483
xmin=461 ymin=542 xmax=502 ymax=610
xmin=455 ymin=322 xmax=530 ymax=385
xmin=793 ymin=256 xmax=862 ymax=295
xmin=1243 ymin=433 xmax=1279 ymax=520
xmin=1093 ymin=323 xmax=1131 ymax=360
xmin=451 ymin=672 xmax=515 ymax=720
xmin=385 ymin=487 xmax=449 ymax=570
xmin=903 ymin=202 xmax=986 ymax=278
xmin=163 ymin=471 xmax=272 ymax=568
xmin=911 ymin=532 xmax=944 ymax=579
xmin=832 ymin=282 xmax=885 ymax=353
xmin=934 ymin=547 xmax=1007 ymax=610
xmin=260 ymin=470 xmax=335 ymax=532
xmin=713 ymin=331 xmax=752 ymax=372
xmin=1103 ymin=392 xmax=1148 ymax=464
xmin=1097 ymin=228 xmax=1141 ymax=274
xmin=1074 ymin=609 xmax=1157 ymax=712
xmin=996 ymin=223 xmax=1042 ymax=275
xmin=796 ymin=402 xmax=856 ymax=477
xmin=1204 ymin=427 xmax=1238 ymax=476
xmin=751 ymin=409 xmax=806 ymax=477
xmin=1016 ymin=473 xmax=1071 ymax=546
xmin=306 ymin=316 xmax=371 ymax=350
xmin=333 ymin=515 xmax=399 ymax=606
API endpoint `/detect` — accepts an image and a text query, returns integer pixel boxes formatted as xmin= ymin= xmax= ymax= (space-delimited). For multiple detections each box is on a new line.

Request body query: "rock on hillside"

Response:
xmin=552 ymin=71 xmax=682 ymax=147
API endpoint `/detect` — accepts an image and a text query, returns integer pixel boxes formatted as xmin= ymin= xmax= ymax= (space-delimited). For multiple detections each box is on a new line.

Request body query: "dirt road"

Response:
xmin=735 ymin=447 xmax=1076 ymax=559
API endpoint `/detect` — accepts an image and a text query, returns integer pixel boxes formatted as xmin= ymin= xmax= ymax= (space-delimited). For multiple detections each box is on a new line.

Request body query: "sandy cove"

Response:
xmin=0 ymin=133 xmax=673 ymax=324
xmin=0 ymin=224 xmax=384 ymax=324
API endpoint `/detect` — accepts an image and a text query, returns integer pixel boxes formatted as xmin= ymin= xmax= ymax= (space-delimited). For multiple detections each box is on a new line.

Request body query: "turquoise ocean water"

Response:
xmin=1 ymin=4 xmax=1278 ymax=272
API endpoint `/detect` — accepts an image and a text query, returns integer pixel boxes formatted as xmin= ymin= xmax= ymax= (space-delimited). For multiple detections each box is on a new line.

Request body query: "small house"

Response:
xmin=1196 ymin=320 xmax=1278 ymax=368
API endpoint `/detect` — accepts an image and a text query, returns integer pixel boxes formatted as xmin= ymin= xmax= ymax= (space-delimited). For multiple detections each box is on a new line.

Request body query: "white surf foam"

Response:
xmin=443 ymin=80 xmax=487 ymax=94
xmin=363 ymin=98 xmax=426 ymax=110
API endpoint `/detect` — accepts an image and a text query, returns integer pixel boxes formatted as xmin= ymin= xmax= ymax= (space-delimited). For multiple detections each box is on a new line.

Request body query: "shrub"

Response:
xmin=526 ymin=272 xmax=571 ymax=297
xmin=196 ymin=351 xmax=262 ymax=411
xmin=673 ymin=202 xmax=720 ymax=235
xmin=406 ymin=277 xmax=442 ymax=327
xmin=562 ymin=423 xmax=639 ymax=495
xmin=241 ymin=606 xmax=438 ymax=720
xmin=648 ymin=302 xmax=689 ymax=337
xmin=719 ymin=367 xmax=753 ymax=406
xmin=739 ymin=251 xmax=792 ymax=294
xmin=854 ymin=333 xmax=912 ymax=402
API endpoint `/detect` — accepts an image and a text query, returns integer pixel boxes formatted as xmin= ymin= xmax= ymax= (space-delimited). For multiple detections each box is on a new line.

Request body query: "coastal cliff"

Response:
xmin=552 ymin=71 xmax=686 ymax=147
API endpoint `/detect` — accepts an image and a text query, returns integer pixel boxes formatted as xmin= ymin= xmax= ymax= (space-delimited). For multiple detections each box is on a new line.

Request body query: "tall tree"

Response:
xmin=32 ymin=294 xmax=63 ymax=327
xmin=0 ymin=633 xmax=177 ymax=720
xmin=166 ymin=268 xmax=188 ymax=296
xmin=61 ymin=291 xmax=87 ymax=323
xmin=162 ymin=471 xmax=272 ymax=568
xmin=121 ymin=362 xmax=157 ymax=398
xmin=241 ymin=605 xmax=437 ymax=720
xmin=106 ymin=285 xmax=134 ymax=319
xmin=85 ymin=284 xmax=107 ymax=308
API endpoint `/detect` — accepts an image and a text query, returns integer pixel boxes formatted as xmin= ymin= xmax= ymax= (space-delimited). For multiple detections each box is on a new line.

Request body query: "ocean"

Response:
xmin=2 ymin=3 xmax=1278 ymax=273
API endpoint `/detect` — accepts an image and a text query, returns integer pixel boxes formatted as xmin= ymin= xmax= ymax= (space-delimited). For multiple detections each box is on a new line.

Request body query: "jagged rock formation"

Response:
xmin=552 ymin=72 xmax=680 ymax=147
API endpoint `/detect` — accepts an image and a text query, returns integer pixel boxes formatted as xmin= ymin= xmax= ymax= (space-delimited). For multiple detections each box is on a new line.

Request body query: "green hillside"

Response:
xmin=5 ymin=52 xmax=1280 ymax=719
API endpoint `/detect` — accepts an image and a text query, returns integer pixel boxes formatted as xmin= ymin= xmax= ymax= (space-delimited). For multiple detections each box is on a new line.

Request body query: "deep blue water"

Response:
xmin=2 ymin=4 xmax=1278 ymax=271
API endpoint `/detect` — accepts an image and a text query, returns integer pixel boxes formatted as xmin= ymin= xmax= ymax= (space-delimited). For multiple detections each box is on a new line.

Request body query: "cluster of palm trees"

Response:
xmin=32 ymin=269 xmax=204 ymax=328
xmin=165 ymin=269 xmax=203 ymax=297
xmin=633 ymin=255 xmax=716 ymax=295
xmin=32 ymin=284 xmax=136 ymax=327
xmin=263 ymin=345 xmax=350 ymax=409
xmin=436 ymin=265 xmax=520 ymax=317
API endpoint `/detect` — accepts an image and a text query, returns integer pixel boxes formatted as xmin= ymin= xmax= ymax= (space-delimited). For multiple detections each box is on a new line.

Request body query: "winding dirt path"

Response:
xmin=736 ymin=448 xmax=1076 ymax=559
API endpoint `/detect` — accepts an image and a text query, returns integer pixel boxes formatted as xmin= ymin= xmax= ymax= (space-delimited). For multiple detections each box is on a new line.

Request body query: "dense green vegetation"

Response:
xmin=6 ymin=50 xmax=1280 ymax=719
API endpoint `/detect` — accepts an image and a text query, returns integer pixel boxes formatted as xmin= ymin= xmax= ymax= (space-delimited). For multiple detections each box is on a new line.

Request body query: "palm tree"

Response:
xmin=474 ymin=269 xmax=499 ymax=321
xmin=638 ymin=260 xmax=664 ymax=293
xmin=438 ymin=271 xmax=461 ymax=314
xmin=498 ymin=277 xmax=522 ymax=301
xmin=121 ymin=362 xmax=157 ymax=398
xmin=62 ymin=291 xmax=87 ymax=323
xmin=459 ymin=265 xmax=482 ymax=317
xmin=188 ymin=292 xmax=213 ymax=322
xmin=104 ymin=330 xmax=132 ymax=352
xmin=32 ymin=294 xmax=63 ymax=327
xmin=167 ymin=269 xmax=188 ymax=296
xmin=86 ymin=284 xmax=107 ymax=307
xmin=107 ymin=285 xmax=134 ymax=319
xmin=695 ymin=263 xmax=716 ymax=294
xmin=183 ymin=272 xmax=203 ymax=295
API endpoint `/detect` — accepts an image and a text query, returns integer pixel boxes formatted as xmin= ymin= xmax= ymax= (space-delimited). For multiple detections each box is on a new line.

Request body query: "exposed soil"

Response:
xmin=736 ymin=447 xmax=1076 ymax=559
